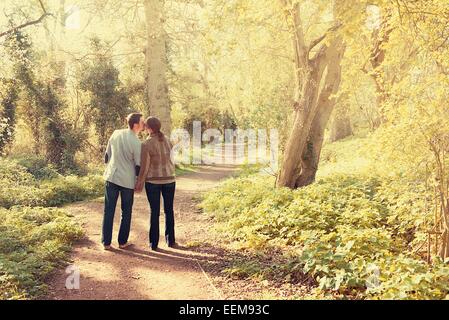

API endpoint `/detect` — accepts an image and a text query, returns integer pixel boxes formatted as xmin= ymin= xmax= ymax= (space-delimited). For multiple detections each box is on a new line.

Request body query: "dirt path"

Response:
xmin=45 ymin=165 xmax=237 ymax=300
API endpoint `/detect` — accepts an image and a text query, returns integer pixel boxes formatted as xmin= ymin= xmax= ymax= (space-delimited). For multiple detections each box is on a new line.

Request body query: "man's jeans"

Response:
xmin=102 ymin=181 xmax=134 ymax=246
xmin=145 ymin=182 xmax=176 ymax=248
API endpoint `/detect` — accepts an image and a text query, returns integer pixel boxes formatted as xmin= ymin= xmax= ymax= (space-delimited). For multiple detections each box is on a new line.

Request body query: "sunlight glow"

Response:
xmin=366 ymin=5 xmax=381 ymax=30
xmin=65 ymin=4 xmax=80 ymax=30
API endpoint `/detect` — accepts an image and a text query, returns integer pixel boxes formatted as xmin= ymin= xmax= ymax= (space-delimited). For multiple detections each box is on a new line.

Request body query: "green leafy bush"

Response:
xmin=0 ymin=158 xmax=104 ymax=208
xmin=13 ymin=155 xmax=60 ymax=180
xmin=38 ymin=175 xmax=104 ymax=207
xmin=0 ymin=158 xmax=36 ymax=185
xmin=200 ymin=172 xmax=447 ymax=299
xmin=0 ymin=207 xmax=84 ymax=299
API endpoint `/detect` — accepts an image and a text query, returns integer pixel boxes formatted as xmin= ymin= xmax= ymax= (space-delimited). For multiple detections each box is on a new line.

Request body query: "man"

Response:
xmin=102 ymin=113 xmax=144 ymax=250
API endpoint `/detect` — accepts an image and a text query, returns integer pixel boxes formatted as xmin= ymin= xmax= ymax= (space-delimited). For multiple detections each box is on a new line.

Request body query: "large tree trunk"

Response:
xmin=144 ymin=0 xmax=171 ymax=134
xmin=276 ymin=1 xmax=345 ymax=189
xmin=277 ymin=45 xmax=344 ymax=188
xmin=277 ymin=62 xmax=327 ymax=188
xmin=295 ymin=45 xmax=345 ymax=188
xmin=276 ymin=41 xmax=345 ymax=188
xmin=295 ymin=114 xmax=326 ymax=188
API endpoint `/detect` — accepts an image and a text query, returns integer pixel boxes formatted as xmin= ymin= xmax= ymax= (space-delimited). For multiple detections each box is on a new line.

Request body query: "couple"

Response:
xmin=101 ymin=113 xmax=176 ymax=251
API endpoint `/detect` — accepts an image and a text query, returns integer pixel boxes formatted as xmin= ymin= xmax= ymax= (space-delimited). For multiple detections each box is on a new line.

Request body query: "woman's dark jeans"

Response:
xmin=145 ymin=182 xmax=176 ymax=248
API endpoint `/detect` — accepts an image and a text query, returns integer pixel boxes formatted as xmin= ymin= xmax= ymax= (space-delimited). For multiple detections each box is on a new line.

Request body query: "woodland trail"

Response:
xmin=45 ymin=165 xmax=237 ymax=300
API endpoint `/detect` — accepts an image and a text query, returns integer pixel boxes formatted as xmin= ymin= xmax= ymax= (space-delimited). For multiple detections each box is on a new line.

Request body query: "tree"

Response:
xmin=276 ymin=0 xmax=346 ymax=188
xmin=40 ymin=82 xmax=67 ymax=167
xmin=79 ymin=38 xmax=131 ymax=156
xmin=0 ymin=79 xmax=18 ymax=155
xmin=5 ymin=30 xmax=84 ymax=170
xmin=330 ymin=103 xmax=352 ymax=142
xmin=369 ymin=0 xmax=449 ymax=260
xmin=361 ymin=7 xmax=393 ymax=126
xmin=144 ymin=0 xmax=171 ymax=134
xmin=0 ymin=0 xmax=50 ymax=39
xmin=294 ymin=40 xmax=345 ymax=187
xmin=4 ymin=30 xmax=44 ymax=155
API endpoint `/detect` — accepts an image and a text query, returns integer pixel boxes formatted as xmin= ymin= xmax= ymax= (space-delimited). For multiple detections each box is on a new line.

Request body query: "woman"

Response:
xmin=135 ymin=117 xmax=176 ymax=251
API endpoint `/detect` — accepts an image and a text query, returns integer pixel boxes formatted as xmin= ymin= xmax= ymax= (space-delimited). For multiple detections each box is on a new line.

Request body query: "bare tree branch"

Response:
xmin=308 ymin=22 xmax=342 ymax=56
xmin=0 ymin=0 xmax=51 ymax=38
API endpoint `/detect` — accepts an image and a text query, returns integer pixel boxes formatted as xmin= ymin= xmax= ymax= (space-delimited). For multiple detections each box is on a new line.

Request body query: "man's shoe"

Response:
xmin=103 ymin=245 xmax=113 ymax=251
xmin=168 ymin=242 xmax=178 ymax=248
xmin=150 ymin=245 xmax=158 ymax=251
xmin=119 ymin=243 xmax=133 ymax=249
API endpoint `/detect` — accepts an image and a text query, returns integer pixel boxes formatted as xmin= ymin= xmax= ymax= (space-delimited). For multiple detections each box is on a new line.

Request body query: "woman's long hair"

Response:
xmin=145 ymin=117 xmax=164 ymax=141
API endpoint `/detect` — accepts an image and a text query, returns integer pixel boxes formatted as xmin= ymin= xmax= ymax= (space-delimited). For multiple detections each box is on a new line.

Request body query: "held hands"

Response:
xmin=135 ymin=182 xmax=144 ymax=193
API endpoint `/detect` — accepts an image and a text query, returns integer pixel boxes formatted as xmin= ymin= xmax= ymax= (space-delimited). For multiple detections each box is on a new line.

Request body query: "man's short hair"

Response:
xmin=127 ymin=113 xmax=143 ymax=129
